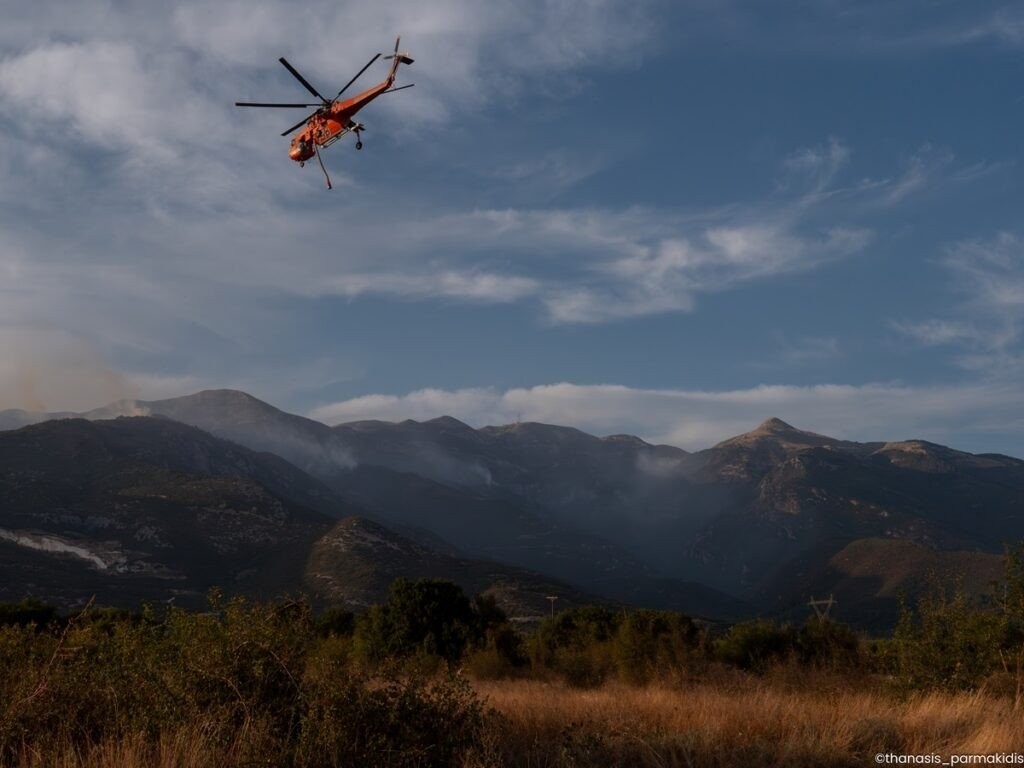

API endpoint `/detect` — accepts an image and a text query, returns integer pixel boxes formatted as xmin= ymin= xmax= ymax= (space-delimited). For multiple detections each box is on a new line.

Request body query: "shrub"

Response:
xmin=352 ymin=579 xmax=520 ymax=669
xmin=614 ymin=609 xmax=701 ymax=684
xmin=528 ymin=606 xmax=701 ymax=686
xmin=714 ymin=620 xmax=797 ymax=671
xmin=298 ymin=668 xmax=485 ymax=768
xmin=465 ymin=623 xmax=528 ymax=679
xmin=796 ymin=617 xmax=861 ymax=669
xmin=315 ymin=606 xmax=356 ymax=637
xmin=0 ymin=591 xmax=489 ymax=767
xmin=894 ymin=580 xmax=1006 ymax=691
xmin=355 ymin=579 xmax=479 ymax=665
xmin=0 ymin=598 xmax=58 ymax=629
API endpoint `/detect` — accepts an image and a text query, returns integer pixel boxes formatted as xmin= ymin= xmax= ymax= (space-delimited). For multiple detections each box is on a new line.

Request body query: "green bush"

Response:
xmin=529 ymin=606 xmax=701 ymax=685
xmin=614 ymin=609 xmax=701 ymax=683
xmin=353 ymin=579 xmax=512 ymax=667
xmin=714 ymin=620 xmax=797 ymax=672
xmin=315 ymin=606 xmax=356 ymax=637
xmin=894 ymin=581 xmax=1007 ymax=691
xmin=465 ymin=622 xmax=528 ymax=679
xmin=0 ymin=598 xmax=58 ymax=629
xmin=298 ymin=668 xmax=484 ymax=768
xmin=0 ymin=591 xmax=489 ymax=767
xmin=796 ymin=617 xmax=861 ymax=669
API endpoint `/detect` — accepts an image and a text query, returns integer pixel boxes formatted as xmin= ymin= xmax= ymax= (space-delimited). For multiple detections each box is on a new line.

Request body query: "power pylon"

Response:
xmin=808 ymin=594 xmax=837 ymax=620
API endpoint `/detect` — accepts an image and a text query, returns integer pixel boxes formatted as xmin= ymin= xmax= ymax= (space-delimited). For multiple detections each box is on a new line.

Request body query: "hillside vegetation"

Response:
xmin=3 ymin=544 xmax=1024 ymax=767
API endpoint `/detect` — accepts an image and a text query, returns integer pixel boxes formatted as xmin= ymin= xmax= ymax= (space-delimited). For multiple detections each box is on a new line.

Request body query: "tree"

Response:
xmin=997 ymin=544 xmax=1024 ymax=706
xmin=0 ymin=598 xmax=57 ymax=629
xmin=355 ymin=579 xmax=482 ymax=664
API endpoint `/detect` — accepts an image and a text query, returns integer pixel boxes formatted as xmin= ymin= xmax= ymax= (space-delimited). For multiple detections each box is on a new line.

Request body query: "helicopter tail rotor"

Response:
xmin=384 ymin=36 xmax=415 ymax=67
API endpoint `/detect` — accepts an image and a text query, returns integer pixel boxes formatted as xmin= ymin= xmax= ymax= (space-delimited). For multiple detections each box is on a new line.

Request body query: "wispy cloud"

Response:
xmin=298 ymin=138 xmax=973 ymax=324
xmin=659 ymin=2 xmax=1024 ymax=54
xmin=1 ymin=0 xmax=1019 ymax=433
xmin=926 ymin=5 xmax=1024 ymax=48
xmin=777 ymin=335 xmax=841 ymax=365
xmin=326 ymin=270 xmax=540 ymax=304
xmin=302 ymin=138 xmax=993 ymax=325
xmin=896 ymin=233 xmax=1024 ymax=371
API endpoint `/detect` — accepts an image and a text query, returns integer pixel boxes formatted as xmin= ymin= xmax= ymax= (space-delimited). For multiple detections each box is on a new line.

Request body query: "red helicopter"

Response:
xmin=236 ymin=36 xmax=414 ymax=188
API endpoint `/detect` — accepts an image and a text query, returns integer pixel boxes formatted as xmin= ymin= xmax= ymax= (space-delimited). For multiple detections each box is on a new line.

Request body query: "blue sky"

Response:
xmin=2 ymin=1 xmax=1023 ymax=453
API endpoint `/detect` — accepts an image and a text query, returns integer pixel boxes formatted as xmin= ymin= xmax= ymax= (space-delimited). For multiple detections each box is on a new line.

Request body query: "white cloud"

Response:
xmin=893 ymin=319 xmax=980 ymax=347
xmin=776 ymin=335 xmax=840 ymax=364
xmin=782 ymin=136 xmax=851 ymax=193
xmin=654 ymin=3 xmax=1024 ymax=54
xmin=944 ymin=6 xmax=1024 ymax=47
xmin=325 ymin=270 xmax=540 ymax=303
xmin=0 ymin=0 xmax=1018 ymax=431
xmin=897 ymin=233 xmax=1024 ymax=365
xmin=0 ymin=0 xmax=659 ymax=212
xmin=309 ymin=379 xmax=1024 ymax=453
xmin=880 ymin=144 xmax=955 ymax=205
xmin=0 ymin=42 xmax=221 ymax=158
xmin=281 ymin=157 xmax=878 ymax=324
xmin=256 ymin=136 xmax=996 ymax=325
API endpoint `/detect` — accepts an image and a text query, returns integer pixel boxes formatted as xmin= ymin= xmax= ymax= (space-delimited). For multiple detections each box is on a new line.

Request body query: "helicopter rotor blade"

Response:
xmin=280 ymin=110 xmax=319 ymax=137
xmin=278 ymin=57 xmax=328 ymax=103
xmin=235 ymin=102 xmax=322 ymax=108
xmin=335 ymin=53 xmax=381 ymax=100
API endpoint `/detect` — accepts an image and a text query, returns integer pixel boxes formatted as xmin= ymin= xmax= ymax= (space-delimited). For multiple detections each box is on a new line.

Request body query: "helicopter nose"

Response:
xmin=289 ymin=141 xmax=314 ymax=162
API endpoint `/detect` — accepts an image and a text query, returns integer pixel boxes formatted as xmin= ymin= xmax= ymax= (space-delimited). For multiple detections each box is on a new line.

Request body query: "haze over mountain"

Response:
xmin=0 ymin=416 xmax=599 ymax=617
xmin=3 ymin=389 xmax=1023 ymax=627
xmin=1 ymin=391 xmax=745 ymax=617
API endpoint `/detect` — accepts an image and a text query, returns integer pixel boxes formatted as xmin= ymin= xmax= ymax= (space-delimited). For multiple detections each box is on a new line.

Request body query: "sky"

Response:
xmin=1 ymin=0 xmax=1023 ymax=453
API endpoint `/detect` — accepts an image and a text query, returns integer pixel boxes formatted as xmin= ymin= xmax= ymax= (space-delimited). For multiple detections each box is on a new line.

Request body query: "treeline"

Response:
xmin=2 ymin=547 xmax=1024 ymax=765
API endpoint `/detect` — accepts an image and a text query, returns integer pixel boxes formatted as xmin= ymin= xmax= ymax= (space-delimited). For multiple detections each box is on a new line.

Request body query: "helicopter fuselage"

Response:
xmin=288 ymin=77 xmax=393 ymax=162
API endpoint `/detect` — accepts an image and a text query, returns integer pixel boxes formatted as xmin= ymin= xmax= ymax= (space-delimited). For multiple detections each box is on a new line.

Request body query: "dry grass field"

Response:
xmin=467 ymin=677 xmax=1024 ymax=767
xmin=6 ymin=581 xmax=1024 ymax=767
xmin=12 ymin=675 xmax=1023 ymax=768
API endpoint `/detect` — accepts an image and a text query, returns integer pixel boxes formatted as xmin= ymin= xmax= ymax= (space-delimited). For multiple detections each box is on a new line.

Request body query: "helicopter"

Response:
xmin=235 ymin=36 xmax=414 ymax=188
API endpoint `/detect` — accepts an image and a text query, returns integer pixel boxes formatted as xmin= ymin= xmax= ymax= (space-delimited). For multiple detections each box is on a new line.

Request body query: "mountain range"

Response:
xmin=3 ymin=390 xmax=1022 ymax=627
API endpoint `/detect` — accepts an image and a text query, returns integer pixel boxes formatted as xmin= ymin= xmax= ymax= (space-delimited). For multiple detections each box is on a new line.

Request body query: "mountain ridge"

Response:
xmin=5 ymin=388 xmax=1017 ymax=460
xmin=4 ymin=389 xmax=1022 ymax=627
xmin=0 ymin=416 xmax=613 ymax=618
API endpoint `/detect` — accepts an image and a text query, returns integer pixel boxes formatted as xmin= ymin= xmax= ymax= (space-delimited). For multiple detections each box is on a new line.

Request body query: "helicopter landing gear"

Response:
xmin=349 ymin=121 xmax=365 ymax=151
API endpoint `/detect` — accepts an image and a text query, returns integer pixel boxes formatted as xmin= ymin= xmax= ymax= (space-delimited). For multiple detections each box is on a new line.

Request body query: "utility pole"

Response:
xmin=545 ymin=595 xmax=559 ymax=619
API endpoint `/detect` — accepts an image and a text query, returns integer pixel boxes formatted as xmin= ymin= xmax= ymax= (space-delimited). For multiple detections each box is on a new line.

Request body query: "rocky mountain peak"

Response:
xmin=423 ymin=415 xmax=476 ymax=432
xmin=177 ymin=389 xmax=273 ymax=412
xmin=754 ymin=417 xmax=799 ymax=434
xmin=716 ymin=418 xmax=838 ymax=450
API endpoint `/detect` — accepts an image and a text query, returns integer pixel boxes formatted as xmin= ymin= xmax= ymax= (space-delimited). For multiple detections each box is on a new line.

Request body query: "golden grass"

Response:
xmin=468 ymin=678 xmax=1024 ymax=767
xmin=15 ymin=730 xmax=219 ymax=768
xmin=10 ymin=676 xmax=1024 ymax=767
